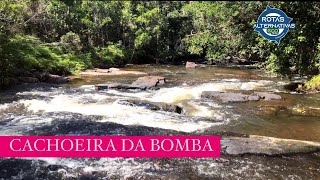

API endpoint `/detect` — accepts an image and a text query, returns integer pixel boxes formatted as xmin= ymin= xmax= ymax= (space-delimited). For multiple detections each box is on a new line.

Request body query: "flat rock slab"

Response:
xmin=95 ymin=83 xmax=144 ymax=90
xmin=201 ymin=91 xmax=259 ymax=103
xmin=80 ymin=68 xmax=147 ymax=76
xmin=201 ymin=91 xmax=281 ymax=103
xmin=221 ymin=135 xmax=320 ymax=155
xmin=253 ymin=92 xmax=282 ymax=100
xmin=131 ymin=76 xmax=166 ymax=88
xmin=118 ymin=99 xmax=183 ymax=114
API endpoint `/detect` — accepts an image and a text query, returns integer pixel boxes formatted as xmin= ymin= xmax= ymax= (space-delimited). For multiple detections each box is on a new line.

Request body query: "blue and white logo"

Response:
xmin=254 ymin=6 xmax=295 ymax=43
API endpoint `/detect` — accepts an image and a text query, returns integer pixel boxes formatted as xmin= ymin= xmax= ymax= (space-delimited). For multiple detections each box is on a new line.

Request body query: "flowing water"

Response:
xmin=0 ymin=64 xmax=320 ymax=179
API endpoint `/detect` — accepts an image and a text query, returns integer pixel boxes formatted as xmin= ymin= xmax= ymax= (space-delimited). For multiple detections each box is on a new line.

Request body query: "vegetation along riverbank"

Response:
xmin=1 ymin=1 xmax=320 ymax=92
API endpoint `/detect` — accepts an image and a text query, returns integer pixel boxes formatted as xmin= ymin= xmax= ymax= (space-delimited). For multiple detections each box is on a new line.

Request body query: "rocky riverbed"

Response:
xmin=0 ymin=64 xmax=320 ymax=179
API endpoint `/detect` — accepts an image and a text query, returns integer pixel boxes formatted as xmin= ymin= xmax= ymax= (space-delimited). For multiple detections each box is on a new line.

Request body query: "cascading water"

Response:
xmin=0 ymin=65 xmax=320 ymax=179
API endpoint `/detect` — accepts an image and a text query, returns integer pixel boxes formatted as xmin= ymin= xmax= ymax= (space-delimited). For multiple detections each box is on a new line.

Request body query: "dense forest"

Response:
xmin=1 ymin=1 xmax=320 ymax=90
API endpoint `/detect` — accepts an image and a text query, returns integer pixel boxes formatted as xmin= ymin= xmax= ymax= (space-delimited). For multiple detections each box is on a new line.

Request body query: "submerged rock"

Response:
xmin=201 ymin=91 xmax=281 ymax=103
xmin=221 ymin=135 xmax=320 ymax=155
xmin=118 ymin=99 xmax=183 ymax=114
xmin=131 ymin=76 xmax=166 ymax=88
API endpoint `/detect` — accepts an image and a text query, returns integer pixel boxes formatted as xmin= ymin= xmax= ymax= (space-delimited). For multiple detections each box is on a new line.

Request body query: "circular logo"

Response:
xmin=254 ymin=6 xmax=295 ymax=43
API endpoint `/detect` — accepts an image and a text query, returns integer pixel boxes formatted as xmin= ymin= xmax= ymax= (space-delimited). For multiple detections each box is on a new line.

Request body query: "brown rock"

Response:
xmin=118 ymin=99 xmax=183 ymax=114
xmin=186 ymin=61 xmax=197 ymax=69
xmin=201 ymin=91 xmax=259 ymax=103
xmin=131 ymin=76 xmax=166 ymax=88
xmin=221 ymin=135 xmax=320 ymax=155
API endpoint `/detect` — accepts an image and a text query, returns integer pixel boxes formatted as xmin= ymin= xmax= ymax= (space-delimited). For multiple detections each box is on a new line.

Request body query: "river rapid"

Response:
xmin=0 ymin=64 xmax=320 ymax=179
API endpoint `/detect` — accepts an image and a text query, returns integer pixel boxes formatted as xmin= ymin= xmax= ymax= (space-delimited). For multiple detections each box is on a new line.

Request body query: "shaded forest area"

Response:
xmin=1 ymin=1 xmax=320 ymax=90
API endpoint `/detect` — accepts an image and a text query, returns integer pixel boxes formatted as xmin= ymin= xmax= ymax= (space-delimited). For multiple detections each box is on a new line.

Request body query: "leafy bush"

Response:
xmin=97 ymin=42 xmax=125 ymax=64
xmin=305 ymin=74 xmax=320 ymax=91
xmin=60 ymin=32 xmax=82 ymax=53
xmin=0 ymin=34 xmax=93 ymax=88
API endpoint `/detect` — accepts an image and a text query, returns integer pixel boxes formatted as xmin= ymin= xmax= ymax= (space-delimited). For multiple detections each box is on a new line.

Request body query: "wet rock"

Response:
xmin=253 ymin=92 xmax=282 ymax=100
xmin=47 ymin=164 xmax=65 ymax=171
xmin=79 ymin=174 xmax=98 ymax=180
xmin=201 ymin=91 xmax=281 ymax=103
xmin=45 ymin=74 xmax=69 ymax=84
xmin=186 ymin=61 xmax=197 ymax=69
xmin=131 ymin=76 xmax=166 ymax=88
xmin=221 ymin=135 xmax=320 ymax=155
xmin=18 ymin=77 xmax=40 ymax=83
xmin=201 ymin=91 xmax=259 ymax=103
xmin=247 ymin=95 xmax=260 ymax=101
xmin=118 ymin=99 xmax=183 ymax=114
xmin=95 ymin=83 xmax=144 ymax=90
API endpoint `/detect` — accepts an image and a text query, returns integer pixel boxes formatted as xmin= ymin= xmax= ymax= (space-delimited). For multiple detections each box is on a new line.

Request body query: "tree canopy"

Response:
xmin=1 ymin=1 xmax=320 ymax=89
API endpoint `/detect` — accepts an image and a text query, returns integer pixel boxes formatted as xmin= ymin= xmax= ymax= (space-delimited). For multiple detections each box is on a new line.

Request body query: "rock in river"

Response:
xmin=221 ymin=135 xmax=320 ymax=155
xmin=201 ymin=91 xmax=281 ymax=103
xmin=96 ymin=76 xmax=166 ymax=90
xmin=118 ymin=99 xmax=183 ymax=114
xmin=95 ymin=83 xmax=143 ymax=90
xmin=186 ymin=61 xmax=198 ymax=69
xmin=253 ymin=92 xmax=282 ymax=100
xmin=201 ymin=91 xmax=259 ymax=103
xmin=131 ymin=76 xmax=166 ymax=89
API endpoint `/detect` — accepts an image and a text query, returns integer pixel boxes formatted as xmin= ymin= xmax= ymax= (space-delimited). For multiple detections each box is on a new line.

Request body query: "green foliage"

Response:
xmin=97 ymin=42 xmax=125 ymax=64
xmin=1 ymin=1 xmax=320 ymax=89
xmin=305 ymin=74 xmax=320 ymax=91
xmin=60 ymin=32 xmax=82 ymax=52
xmin=0 ymin=34 xmax=92 ymax=88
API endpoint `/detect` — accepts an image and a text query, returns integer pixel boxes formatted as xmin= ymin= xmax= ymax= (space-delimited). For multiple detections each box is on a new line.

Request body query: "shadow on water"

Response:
xmin=24 ymin=112 xmax=185 ymax=136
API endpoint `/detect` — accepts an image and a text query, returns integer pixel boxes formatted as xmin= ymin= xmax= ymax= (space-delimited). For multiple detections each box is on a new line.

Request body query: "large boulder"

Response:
xmin=131 ymin=76 xmax=166 ymax=89
xmin=185 ymin=61 xmax=197 ymax=69
xmin=201 ymin=91 xmax=259 ymax=103
xmin=118 ymin=99 xmax=183 ymax=114
xmin=45 ymin=74 xmax=69 ymax=84
xmin=201 ymin=91 xmax=282 ymax=103
xmin=221 ymin=135 xmax=320 ymax=155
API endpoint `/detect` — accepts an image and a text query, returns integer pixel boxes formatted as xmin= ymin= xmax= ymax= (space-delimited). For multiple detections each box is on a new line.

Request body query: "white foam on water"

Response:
xmin=14 ymin=79 xmax=275 ymax=132
xmin=148 ymin=79 xmax=274 ymax=103
xmin=36 ymin=157 xmax=154 ymax=178
xmin=19 ymin=96 xmax=215 ymax=132
xmin=0 ymin=103 xmax=9 ymax=110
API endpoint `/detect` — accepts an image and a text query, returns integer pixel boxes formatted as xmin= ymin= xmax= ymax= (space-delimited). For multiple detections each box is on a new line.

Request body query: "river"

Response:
xmin=0 ymin=64 xmax=320 ymax=179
